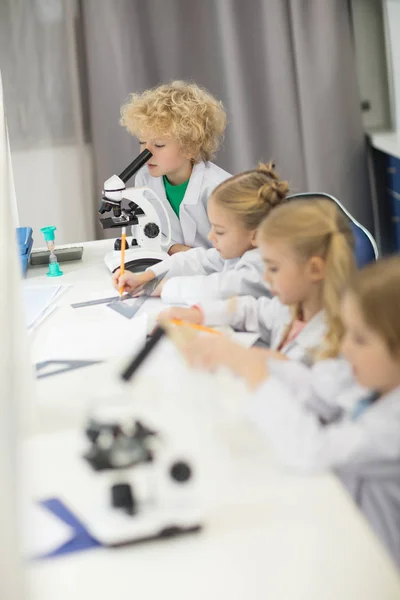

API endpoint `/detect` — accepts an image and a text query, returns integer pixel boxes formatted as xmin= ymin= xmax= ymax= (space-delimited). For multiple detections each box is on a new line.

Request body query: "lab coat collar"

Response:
xmin=179 ymin=162 xmax=206 ymax=246
xmin=182 ymin=161 xmax=205 ymax=206
xmin=370 ymin=385 xmax=400 ymax=412
xmin=295 ymin=310 xmax=327 ymax=348
xmin=223 ymin=248 xmax=259 ymax=268
xmin=280 ymin=310 xmax=327 ymax=353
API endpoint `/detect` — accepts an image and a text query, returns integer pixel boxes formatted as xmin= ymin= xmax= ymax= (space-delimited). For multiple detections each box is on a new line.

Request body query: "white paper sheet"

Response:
xmin=36 ymin=305 xmax=148 ymax=361
xmin=24 ymin=503 xmax=74 ymax=558
xmin=22 ymin=284 xmax=68 ymax=331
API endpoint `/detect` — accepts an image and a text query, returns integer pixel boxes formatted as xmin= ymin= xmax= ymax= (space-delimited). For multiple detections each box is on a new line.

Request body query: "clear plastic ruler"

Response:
xmin=107 ymin=275 xmax=164 ymax=319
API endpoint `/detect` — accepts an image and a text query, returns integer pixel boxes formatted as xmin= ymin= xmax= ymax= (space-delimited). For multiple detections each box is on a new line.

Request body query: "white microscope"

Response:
xmin=99 ymin=149 xmax=171 ymax=273
xmin=81 ymin=409 xmax=202 ymax=547
xmin=77 ymin=328 xmax=203 ymax=547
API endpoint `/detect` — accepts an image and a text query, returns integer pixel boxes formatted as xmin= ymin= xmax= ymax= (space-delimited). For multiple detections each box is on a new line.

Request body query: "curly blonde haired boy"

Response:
xmin=120 ymin=81 xmax=230 ymax=254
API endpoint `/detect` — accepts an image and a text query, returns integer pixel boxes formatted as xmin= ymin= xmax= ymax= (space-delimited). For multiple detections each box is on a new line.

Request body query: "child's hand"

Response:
xmin=157 ymin=306 xmax=203 ymax=325
xmin=260 ymin=349 xmax=289 ymax=362
xmin=112 ymin=269 xmax=154 ymax=295
xmin=183 ymin=336 xmax=269 ymax=389
xmin=184 ymin=335 xmax=243 ymax=371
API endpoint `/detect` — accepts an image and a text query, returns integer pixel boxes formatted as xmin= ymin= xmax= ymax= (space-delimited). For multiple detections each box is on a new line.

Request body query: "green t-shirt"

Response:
xmin=163 ymin=176 xmax=190 ymax=217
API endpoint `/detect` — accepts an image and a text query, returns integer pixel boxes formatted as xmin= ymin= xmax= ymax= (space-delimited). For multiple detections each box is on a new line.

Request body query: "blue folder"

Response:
xmin=38 ymin=498 xmax=101 ymax=559
xmin=16 ymin=226 xmax=33 ymax=275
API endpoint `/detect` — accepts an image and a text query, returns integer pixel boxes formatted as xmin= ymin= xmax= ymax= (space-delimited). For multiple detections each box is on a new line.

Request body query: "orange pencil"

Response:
xmin=170 ymin=318 xmax=222 ymax=335
xmin=119 ymin=227 xmax=126 ymax=297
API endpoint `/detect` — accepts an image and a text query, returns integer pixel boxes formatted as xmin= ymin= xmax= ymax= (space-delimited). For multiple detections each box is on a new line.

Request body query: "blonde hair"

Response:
xmin=120 ymin=80 xmax=227 ymax=162
xmin=211 ymin=162 xmax=289 ymax=230
xmin=259 ymin=199 xmax=356 ymax=359
xmin=347 ymin=256 xmax=400 ymax=357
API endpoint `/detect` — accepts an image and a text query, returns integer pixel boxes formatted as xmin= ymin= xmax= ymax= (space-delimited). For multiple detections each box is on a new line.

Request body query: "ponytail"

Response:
xmin=321 ymin=231 xmax=356 ymax=358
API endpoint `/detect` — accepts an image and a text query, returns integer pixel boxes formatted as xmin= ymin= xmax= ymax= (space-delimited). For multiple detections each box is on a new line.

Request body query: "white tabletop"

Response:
xmin=26 ymin=239 xmax=165 ymax=433
xmin=369 ymin=130 xmax=400 ymax=160
xmin=26 ymin=239 xmax=400 ymax=599
xmin=26 ymin=429 xmax=400 ymax=600
xmin=27 ymin=239 xmax=115 ymax=282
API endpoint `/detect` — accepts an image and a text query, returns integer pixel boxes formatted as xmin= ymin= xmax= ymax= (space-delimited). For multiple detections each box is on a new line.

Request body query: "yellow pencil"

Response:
xmin=170 ymin=318 xmax=221 ymax=335
xmin=119 ymin=227 xmax=126 ymax=297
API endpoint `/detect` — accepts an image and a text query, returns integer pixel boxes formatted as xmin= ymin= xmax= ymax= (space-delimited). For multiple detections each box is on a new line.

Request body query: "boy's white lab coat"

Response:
xmin=148 ymin=247 xmax=270 ymax=304
xmin=135 ymin=161 xmax=231 ymax=251
xmin=199 ymin=296 xmax=327 ymax=362
xmin=246 ymin=358 xmax=400 ymax=565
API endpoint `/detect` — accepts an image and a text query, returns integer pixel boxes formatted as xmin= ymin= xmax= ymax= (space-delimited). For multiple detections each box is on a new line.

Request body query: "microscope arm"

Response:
xmin=99 ymin=148 xmax=152 ymax=214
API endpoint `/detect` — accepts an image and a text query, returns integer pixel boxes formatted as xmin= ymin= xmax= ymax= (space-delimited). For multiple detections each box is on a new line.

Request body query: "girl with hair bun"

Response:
xmin=113 ymin=162 xmax=289 ymax=303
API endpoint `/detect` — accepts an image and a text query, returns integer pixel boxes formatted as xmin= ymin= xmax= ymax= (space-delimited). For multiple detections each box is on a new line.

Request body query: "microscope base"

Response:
xmin=72 ymin=499 xmax=203 ymax=547
xmin=104 ymin=248 xmax=169 ymax=273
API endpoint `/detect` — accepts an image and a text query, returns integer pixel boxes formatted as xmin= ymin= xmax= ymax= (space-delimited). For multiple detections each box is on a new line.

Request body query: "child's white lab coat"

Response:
xmin=247 ymin=358 xmax=400 ymax=566
xmin=148 ymin=247 xmax=270 ymax=304
xmin=135 ymin=161 xmax=231 ymax=251
xmin=199 ymin=296 xmax=327 ymax=361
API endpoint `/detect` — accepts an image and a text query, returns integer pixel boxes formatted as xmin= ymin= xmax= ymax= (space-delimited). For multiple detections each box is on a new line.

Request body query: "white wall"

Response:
xmin=351 ymin=0 xmax=391 ymax=131
xmin=385 ymin=0 xmax=400 ymax=130
xmin=12 ymin=144 xmax=95 ymax=246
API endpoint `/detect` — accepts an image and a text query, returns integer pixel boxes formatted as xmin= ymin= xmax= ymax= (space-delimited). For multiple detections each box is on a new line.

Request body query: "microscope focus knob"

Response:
xmin=143 ymin=222 xmax=160 ymax=239
xmin=170 ymin=461 xmax=192 ymax=483
xmin=114 ymin=237 xmax=129 ymax=251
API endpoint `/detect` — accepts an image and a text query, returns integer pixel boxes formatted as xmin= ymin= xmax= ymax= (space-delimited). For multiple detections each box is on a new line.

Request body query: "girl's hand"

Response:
xmin=157 ymin=306 xmax=203 ymax=325
xmin=259 ymin=349 xmax=289 ymax=362
xmin=183 ymin=336 xmax=270 ymax=390
xmin=112 ymin=269 xmax=154 ymax=295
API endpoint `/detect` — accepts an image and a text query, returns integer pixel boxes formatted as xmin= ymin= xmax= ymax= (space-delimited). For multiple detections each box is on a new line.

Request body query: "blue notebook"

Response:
xmin=38 ymin=498 xmax=101 ymax=558
xmin=16 ymin=226 xmax=33 ymax=275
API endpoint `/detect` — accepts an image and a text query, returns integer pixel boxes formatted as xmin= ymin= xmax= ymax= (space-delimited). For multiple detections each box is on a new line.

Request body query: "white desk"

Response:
xmin=27 ymin=239 xmax=165 ymax=434
xmin=369 ymin=131 xmax=400 ymax=160
xmin=26 ymin=240 xmax=400 ymax=599
xmin=26 ymin=430 xmax=400 ymax=600
xmin=27 ymin=239 xmax=115 ymax=284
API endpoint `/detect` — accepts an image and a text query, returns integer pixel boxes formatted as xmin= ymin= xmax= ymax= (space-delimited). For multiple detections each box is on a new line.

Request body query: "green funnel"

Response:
xmin=47 ymin=262 xmax=63 ymax=277
xmin=40 ymin=226 xmax=57 ymax=242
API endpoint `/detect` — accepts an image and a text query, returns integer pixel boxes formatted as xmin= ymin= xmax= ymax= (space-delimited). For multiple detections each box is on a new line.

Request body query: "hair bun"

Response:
xmin=256 ymin=161 xmax=278 ymax=180
xmin=257 ymin=178 xmax=289 ymax=207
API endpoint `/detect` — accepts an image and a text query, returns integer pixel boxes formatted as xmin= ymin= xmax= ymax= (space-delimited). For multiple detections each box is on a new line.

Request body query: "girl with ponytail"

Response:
xmin=113 ymin=163 xmax=289 ymax=304
xmin=160 ymin=198 xmax=355 ymax=378
xmin=168 ymin=221 xmax=400 ymax=567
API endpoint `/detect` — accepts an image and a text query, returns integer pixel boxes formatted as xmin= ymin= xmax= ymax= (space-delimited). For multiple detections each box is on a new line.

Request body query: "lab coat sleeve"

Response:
xmin=161 ymin=257 xmax=268 ymax=305
xmin=199 ymin=295 xmax=278 ymax=332
xmin=247 ymin=367 xmax=398 ymax=473
xmin=150 ymin=247 xmax=220 ymax=279
xmin=163 ymin=234 xmax=181 ymax=253
xmin=162 ymin=226 xmax=186 ymax=252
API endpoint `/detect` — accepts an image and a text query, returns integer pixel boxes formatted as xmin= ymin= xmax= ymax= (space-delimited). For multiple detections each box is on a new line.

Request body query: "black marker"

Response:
xmin=121 ymin=326 xmax=166 ymax=382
